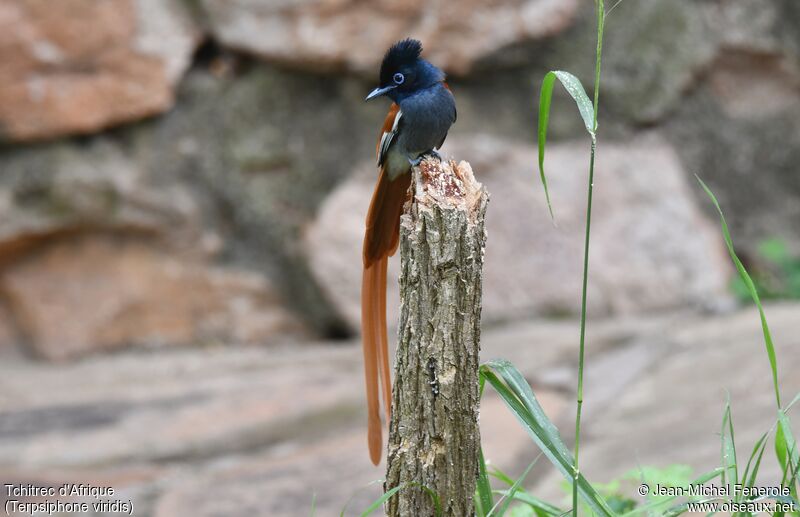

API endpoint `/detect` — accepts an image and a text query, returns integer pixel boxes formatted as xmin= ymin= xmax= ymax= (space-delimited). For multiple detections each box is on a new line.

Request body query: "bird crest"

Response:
xmin=379 ymin=39 xmax=423 ymax=85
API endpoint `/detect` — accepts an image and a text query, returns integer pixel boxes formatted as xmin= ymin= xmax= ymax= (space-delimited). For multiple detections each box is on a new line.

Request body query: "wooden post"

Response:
xmin=385 ymin=157 xmax=489 ymax=516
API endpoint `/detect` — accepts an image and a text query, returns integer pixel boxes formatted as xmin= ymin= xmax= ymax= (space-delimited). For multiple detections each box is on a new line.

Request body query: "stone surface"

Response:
xmin=133 ymin=65 xmax=379 ymax=337
xmin=702 ymin=0 xmax=800 ymax=54
xmin=666 ymin=85 xmax=800 ymax=258
xmin=0 ymin=137 xmax=305 ymax=359
xmin=538 ymin=0 xmax=800 ymax=127
xmin=0 ymin=304 xmax=797 ymax=515
xmin=0 ymin=139 xmax=199 ymax=257
xmin=708 ymin=51 xmax=800 ymax=120
xmin=2 ymin=236 xmax=304 ymax=360
xmin=532 ymin=303 xmax=800 ymax=505
xmin=652 ymin=2 xmax=800 ymax=258
xmin=0 ymin=305 xmax=17 ymax=353
xmin=306 ymin=134 xmax=733 ymax=328
xmin=199 ymin=0 xmax=579 ymax=75
xmin=0 ymin=0 xmax=796 ymax=354
xmin=0 ymin=0 xmax=199 ymax=142
xmin=600 ymin=0 xmax=717 ymax=123
xmin=0 ymin=309 xmax=660 ymax=515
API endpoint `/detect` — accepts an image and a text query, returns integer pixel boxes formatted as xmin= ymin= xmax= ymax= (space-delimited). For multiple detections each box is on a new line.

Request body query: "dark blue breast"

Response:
xmin=396 ymin=83 xmax=456 ymax=156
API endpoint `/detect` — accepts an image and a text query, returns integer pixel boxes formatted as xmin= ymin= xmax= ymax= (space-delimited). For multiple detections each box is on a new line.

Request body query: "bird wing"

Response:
xmin=444 ymin=81 xmax=457 ymax=123
xmin=377 ymin=103 xmax=402 ymax=167
xmin=434 ymin=83 xmax=456 ymax=150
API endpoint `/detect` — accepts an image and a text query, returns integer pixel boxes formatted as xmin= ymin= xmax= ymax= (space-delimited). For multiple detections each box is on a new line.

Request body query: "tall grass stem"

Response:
xmin=573 ymin=2 xmax=605 ymax=516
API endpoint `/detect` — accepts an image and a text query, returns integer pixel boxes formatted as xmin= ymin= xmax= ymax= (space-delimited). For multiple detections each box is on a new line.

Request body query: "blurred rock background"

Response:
xmin=0 ymin=0 xmax=799 ymax=515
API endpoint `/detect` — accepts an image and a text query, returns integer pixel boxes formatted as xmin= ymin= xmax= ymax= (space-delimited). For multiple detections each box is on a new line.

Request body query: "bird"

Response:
xmin=361 ymin=38 xmax=457 ymax=465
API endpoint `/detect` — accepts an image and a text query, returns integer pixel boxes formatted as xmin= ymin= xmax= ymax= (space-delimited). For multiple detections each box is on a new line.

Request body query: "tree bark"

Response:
xmin=385 ymin=157 xmax=489 ymax=516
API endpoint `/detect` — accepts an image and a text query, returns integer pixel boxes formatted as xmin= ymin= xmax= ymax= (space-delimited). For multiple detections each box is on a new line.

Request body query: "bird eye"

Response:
xmin=393 ymin=73 xmax=405 ymax=85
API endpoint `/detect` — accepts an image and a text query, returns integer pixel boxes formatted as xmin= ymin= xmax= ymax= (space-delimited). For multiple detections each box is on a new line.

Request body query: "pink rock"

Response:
xmin=0 ymin=0 xmax=200 ymax=142
xmin=200 ymin=0 xmax=579 ymax=75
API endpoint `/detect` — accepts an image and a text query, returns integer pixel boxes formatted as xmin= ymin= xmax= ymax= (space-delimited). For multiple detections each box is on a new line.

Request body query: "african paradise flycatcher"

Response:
xmin=362 ymin=38 xmax=457 ymax=465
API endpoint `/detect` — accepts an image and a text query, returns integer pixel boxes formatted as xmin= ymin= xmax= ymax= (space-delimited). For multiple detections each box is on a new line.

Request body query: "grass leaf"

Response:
xmin=696 ymin=176 xmax=781 ymax=409
xmin=787 ymin=392 xmax=800 ymax=411
xmin=537 ymin=71 xmax=595 ymax=220
xmin=720 ymin=397 xmax=738 ymax=486
xmin=340 ymin=479 xmax=384 ymax=517
xmin=359 ymin=485 xmax=404 ymax=516
xmin=493 ymin=490 xmax=565 ymax=516
xmin=355 ymin=481 xmax=441 ymax=517
xmin=489 ymin=466 xmax=517 ymax=487
xmin=777 ymin=410 xmax=800 ymax=489
xmin=481 ymin=360 xmax=615 ymax=517
xmin=741 ymin=432 xmax=768 ymax=495
xmin=489 ymin=460 xmax=537 ymax=516
xmin=477 ymin=448 xmax=494 ymax=516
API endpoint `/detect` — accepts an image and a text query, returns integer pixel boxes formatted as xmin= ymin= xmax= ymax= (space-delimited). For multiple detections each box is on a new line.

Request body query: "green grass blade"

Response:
xmin=778 ymin=424 xmax=789 ymax=477
xmin=696 ymin=176 xmax=781 ymax=409
xmin=491 ymin=463 xmax=563 ymax=516
xmin=481 ymin=360 xmax=615 ymax=517
xmin=777 ymin=411 xmax=800 ymax=486
xmin=741 ymin=432 xmax=768 ymax=494
xmin=340 ymin=479 xmax=384 ymax=517
xmin=493 ymin=491 xmax=565 ymax=516
xmin=419 ymin=484 xmax=443 ymax=517
xmin=720 ymin=397 xmax=738 ymax=486
xmin=490 ymin=466 xmax=517 ymax=487
xmin=310 ymin=493 xmax=317 ymax=517
xmin=358 ymin=482 xmax=442 ymax=517
xmin=787 ymin=392 xmax=800 ymax=412
xmin=359 ymin=485 xmax=404 ymax=516
xmin=487 ymin=463 xmax=559 ymax=516
xmin=537 ymin=72 xmax=556 ymax=220
xmin=553 ymin=71 xmax=596 ymax=135
xmin=477 ymin=448 xmax=494 ymax=516
xmin=489 ymin=460 xmax=537 ymax=516
xmin=475 ymin=494 xmax=485 ymax=517
xmin=537 ymin=70 xmax=596 ymax=221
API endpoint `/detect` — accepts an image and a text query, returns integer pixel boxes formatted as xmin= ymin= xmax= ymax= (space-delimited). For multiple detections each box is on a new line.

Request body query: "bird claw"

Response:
xmin=427 ymin=150 xmax=443 ymax=162
xmin=409 ymin=150 xmax=443 ymax=167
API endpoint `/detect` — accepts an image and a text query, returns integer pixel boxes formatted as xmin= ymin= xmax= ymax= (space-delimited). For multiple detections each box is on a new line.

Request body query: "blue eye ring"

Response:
xmin=393 ymin=73 xmax=405 ymax=85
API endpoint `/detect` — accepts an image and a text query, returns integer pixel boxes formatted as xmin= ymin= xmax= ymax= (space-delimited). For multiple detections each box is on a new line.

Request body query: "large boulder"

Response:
xmin=531 ymin=0 xmax=800 ymax=127
xmin=590 ymin=0 xmax=717 ymax=124
xmin=305 ymin=134 xmax=733 ymax=328
xmin=0 ymin=139 xmax=199 ymax=253
xmin=198 ymin=0 xmax=579 ymax=75
xmin=2 ymin=236 xmax=303 ymax=360
xmin=0 ymin=138 xmax=305 ymax=360
xmin=0 ymin=61 xmax=386 ymax=358
xmin=0 ymin=0 xmax=199 ymax=142
xmin=662 ymin=2 xmax=800 ymax=255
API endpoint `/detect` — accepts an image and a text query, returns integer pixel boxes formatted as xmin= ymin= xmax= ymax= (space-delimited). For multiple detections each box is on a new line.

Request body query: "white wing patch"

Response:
xmin=377 ymin=110 xmax=402 ymax=167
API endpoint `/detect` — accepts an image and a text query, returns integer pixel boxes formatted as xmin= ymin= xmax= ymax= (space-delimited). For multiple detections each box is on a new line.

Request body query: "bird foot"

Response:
xmin=427 ymin=150 xmax=443 ymax=162
xmin=409 ymin=150 xmax=443 ymax=167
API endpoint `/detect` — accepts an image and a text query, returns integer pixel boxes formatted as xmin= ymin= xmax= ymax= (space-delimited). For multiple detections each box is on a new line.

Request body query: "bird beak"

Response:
xmin=365 ymin=85 xmax=396 ymax=101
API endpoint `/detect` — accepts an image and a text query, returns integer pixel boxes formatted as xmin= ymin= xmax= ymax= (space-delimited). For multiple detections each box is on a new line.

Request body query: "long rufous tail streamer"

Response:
xmin=362 ymin=164 xmax=411 ymax=465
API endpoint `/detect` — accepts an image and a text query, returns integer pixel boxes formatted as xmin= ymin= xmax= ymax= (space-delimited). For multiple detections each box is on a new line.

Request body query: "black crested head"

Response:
xmin=366 ymin=38 xmax=445 ymax=102
xmin=379 ymin=38 xmax=423 ymax=86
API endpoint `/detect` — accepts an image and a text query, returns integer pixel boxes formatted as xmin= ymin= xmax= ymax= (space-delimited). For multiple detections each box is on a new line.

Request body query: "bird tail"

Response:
xmin=361 ymin=168 xmax=411 ymax=465
xmin=362 ymin=258 xmax=390 ymax=465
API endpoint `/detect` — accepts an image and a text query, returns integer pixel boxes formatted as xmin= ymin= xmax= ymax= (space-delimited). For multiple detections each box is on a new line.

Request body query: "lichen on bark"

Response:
xmin=385 ymin=157 xmax=489 ymax=516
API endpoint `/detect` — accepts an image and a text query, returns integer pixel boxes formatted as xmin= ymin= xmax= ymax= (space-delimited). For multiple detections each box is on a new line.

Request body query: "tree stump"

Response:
xmin=385 ymin=157 xmax=489 ymax=516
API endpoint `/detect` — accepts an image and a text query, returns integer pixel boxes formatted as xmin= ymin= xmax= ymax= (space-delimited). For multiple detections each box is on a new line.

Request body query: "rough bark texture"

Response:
xmin=385 ymin=158 xmax=489 ymax=516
